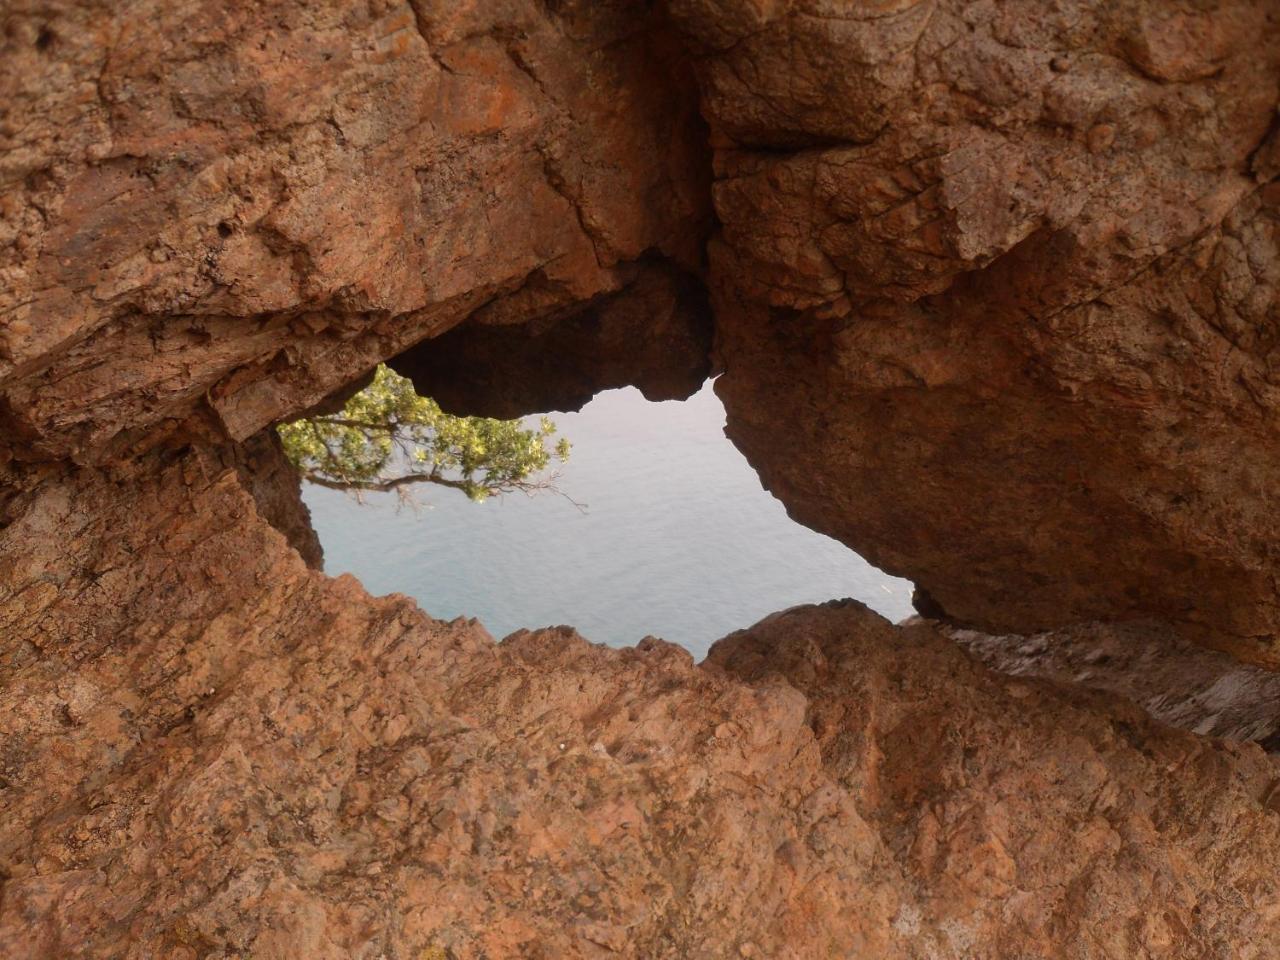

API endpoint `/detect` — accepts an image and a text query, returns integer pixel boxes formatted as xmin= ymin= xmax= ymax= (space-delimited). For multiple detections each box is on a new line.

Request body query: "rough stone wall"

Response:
xmin=2 ymin=448 xmax=1278 ymax=959
xmin=0 ymin=0 xmax=711 ymax=464
xmin=668 ymin=0 xmax=1280 ymax=661
xmin=4 ymin=1 xmax=1280 ymax=956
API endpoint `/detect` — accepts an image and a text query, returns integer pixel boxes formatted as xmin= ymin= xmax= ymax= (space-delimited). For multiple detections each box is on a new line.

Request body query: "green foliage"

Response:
xmin=278 ymin=364 xmax=571 ymax=503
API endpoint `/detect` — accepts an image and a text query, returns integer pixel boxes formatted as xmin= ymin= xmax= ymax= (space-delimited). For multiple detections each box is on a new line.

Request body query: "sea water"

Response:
xmin=303 ymin=381 xmax=914 ymax=660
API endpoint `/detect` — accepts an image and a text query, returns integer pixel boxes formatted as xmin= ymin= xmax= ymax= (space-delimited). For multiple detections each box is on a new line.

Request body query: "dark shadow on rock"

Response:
xmin=388 ymin=259 xmax=713 ymax=419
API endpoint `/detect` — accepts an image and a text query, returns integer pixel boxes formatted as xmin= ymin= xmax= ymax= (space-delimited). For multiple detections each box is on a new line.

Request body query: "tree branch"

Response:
xmin=299 ymin=470 xmax=473 ymax=494
xmin=309 ymin=416 xmax=399 ymax=433
xmin=299 ymin=468 xmax=587 ymax=513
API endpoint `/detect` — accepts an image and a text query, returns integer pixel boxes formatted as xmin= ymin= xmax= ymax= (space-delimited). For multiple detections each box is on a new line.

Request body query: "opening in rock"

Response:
xmin=299 ymin=379 xmax=913 ymax=659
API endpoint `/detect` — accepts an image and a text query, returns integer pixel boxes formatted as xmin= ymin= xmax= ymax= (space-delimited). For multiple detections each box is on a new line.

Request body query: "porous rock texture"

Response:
xmin=5 ymin=0 xmax=1280 ymax=956
xmin=3 ymin=449 xmax=1280 ymax=959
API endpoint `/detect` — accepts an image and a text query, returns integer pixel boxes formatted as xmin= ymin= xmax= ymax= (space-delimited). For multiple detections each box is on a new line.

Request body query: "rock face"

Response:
xmin=943 ymin=619 xmax=1280 ymax=745
xmin=3 ymin=449 xmax=1279 ymax=959
xmin=5 ymin=0 xmax=1280 ymax=956
xmin=0 ymin=0 xmax=710 ymax=464
xmin=670 ymin=0 xmax=1280 ymax=661
xmin=3 ymin=0 xmax=1279 ymax=655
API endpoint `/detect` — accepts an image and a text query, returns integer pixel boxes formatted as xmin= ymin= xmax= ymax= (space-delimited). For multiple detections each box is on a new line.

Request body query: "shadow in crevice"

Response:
xmin=387 ymin=258 xmax=713 ymax=420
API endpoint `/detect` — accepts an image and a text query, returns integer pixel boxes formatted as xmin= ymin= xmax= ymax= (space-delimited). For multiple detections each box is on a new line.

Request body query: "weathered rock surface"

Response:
xmin=230 ymin=429 xmax=325 ymax=569
xmin=671 ymin=0 xmax=1280 ymax=660
xmin=4 ymin=0 xmax=1279 ymax=657
xmin=941 ymin=619 xmax=1280 ymax=746
xmin=0 ymin=0 xmax=710 ymax=464
xmin=3 ymin=447 xmax=1279 ymax=959
xmin=5 ymin=0 xmax=1280 ymax=955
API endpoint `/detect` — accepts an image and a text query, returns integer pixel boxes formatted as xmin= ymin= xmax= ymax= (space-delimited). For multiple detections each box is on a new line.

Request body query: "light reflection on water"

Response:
xmin=303 ymin=382 xmax=914 ymax=661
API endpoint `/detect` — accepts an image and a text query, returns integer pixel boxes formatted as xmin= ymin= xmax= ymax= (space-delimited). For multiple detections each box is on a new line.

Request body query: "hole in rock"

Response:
xmin=299 ymin=380 xmax=914 ymax=660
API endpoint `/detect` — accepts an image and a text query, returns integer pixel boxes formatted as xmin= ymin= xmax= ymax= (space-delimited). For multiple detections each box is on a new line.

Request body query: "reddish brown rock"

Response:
xmin=5 ymin=0 xmax=1279 ymax=659
xmin=0 ymin=0 xmax=710 ymax=464
xmin=938 ymin=618 xmax=1280 ymax=746
xmin=666 ymin=0 xmax=1280 ymax=660
xmin=2 ymin=446 xmax=1278 ymax=958
xmin=229 ymin=429 xmax=325 ymax=569
xmin=5 ymin=0 xmax=1280 ymax=955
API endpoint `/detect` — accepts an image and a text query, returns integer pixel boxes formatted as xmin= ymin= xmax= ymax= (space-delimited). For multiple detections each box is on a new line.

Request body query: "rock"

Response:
xmin=941 ymin=619 xmax=1280 ymax=746
xmin=2 ymin=446 xmax=1278 ymax=958
xmin=0 ymin=0 xmax=710 ymax=463
xmin=388 ymin=259 xmax=714 ymax=418
xmin=229 ymin=429 xmax=325 ymax=569
xmin=670 ymin=0 xmax=1280 ymax=661
xmin=4 ymin=0 xmax=1279 ymax=658
xmin=4 ymin=0 xmax=1280 ymax=954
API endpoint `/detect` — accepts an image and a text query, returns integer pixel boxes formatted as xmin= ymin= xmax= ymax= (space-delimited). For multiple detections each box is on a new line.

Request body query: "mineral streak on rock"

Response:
xmin=941 ymin=618 xmax=1280 ymax=746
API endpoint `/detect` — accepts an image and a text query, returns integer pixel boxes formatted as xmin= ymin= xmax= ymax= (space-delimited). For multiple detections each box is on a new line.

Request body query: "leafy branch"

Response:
xmin=278 ymin=364 xmax=579 ymax=508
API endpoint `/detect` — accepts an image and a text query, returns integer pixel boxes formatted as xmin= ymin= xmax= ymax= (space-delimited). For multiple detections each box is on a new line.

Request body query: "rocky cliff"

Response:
xmin=3 ymin=0 xmax=1280 ymax=957
xmin=682 ymin=0 xmax=1280 ymax=660
xmin=4 ymin=448 xmax=1279 ymax=958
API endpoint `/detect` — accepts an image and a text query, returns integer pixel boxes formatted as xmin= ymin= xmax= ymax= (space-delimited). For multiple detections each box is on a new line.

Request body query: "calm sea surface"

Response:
xmin=303 ymin=382 xmax=914 ymax=660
